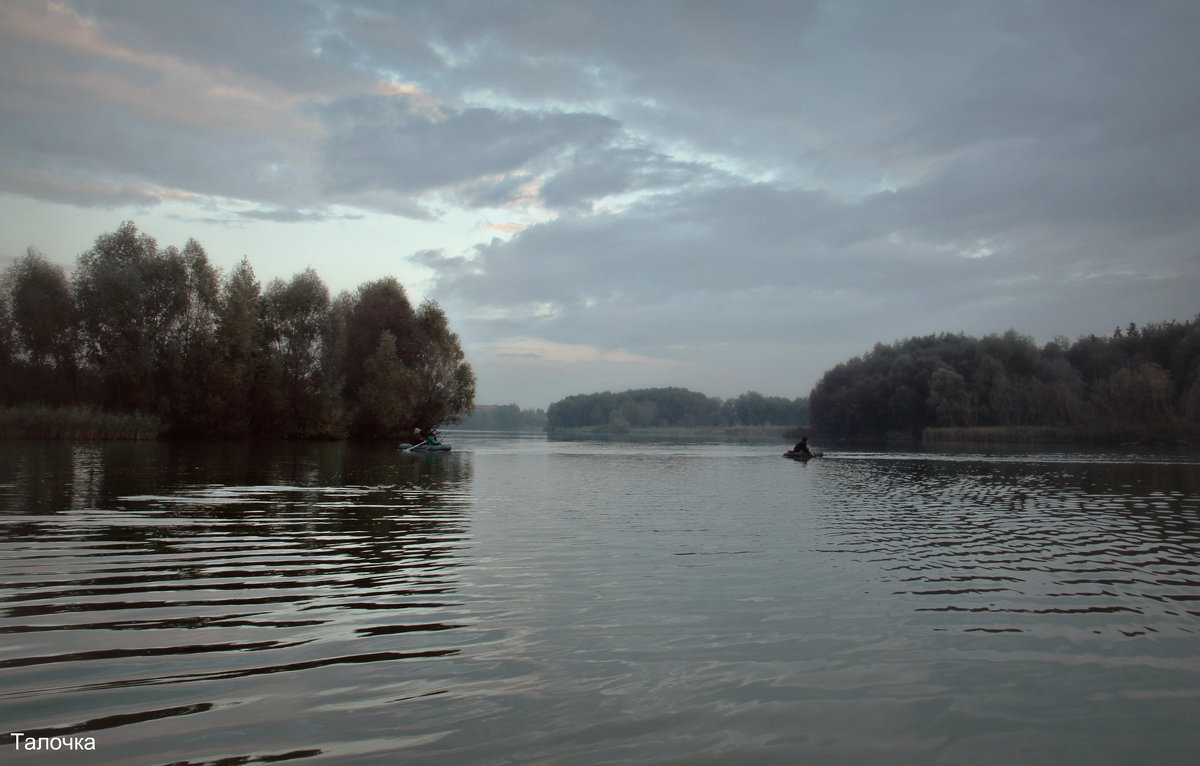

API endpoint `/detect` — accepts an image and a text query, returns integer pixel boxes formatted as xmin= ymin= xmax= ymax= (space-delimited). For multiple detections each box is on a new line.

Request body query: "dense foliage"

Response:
xmin=0 ymin=222 xmax=475 ymax=438
xmin=809 ymin=322 xmax=1200 ymax=438
xmin=547 ymin=387 xmax=808 ymax=430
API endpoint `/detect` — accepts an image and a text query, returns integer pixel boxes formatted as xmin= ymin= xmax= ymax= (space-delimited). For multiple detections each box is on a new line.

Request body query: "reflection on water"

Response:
xmin=1 ymin=442 xmax=472 ymax=764
xmin=1 ymin=438 xmax=1199 ymax=765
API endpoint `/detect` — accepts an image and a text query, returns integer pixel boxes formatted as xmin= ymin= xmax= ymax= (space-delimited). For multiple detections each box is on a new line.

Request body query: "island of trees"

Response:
xmin=809 ymin=322 xmax=1200 ymax=442
xmin=547 ymin=387 xmax=808 ymax=432
xmin=544 ymin=319 xmax=1200 ymax=445
xmin=0 ymin=222 xmax=475 ymax=439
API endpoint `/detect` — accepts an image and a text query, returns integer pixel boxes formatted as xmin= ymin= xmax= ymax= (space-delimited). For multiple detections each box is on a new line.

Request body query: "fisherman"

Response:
xmin=425 ymin=428 xmax=441 ymax=446
xmin=791 ymin=436 xmax=813 ymax=457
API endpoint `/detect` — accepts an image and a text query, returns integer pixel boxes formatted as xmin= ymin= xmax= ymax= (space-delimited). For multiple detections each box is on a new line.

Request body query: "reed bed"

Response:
xmin=0 ymin=406 xmax=163 ymax=440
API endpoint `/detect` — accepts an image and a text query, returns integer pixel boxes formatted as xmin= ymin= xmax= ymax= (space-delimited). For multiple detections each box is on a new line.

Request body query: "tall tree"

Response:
xmin=6 ymin=249 xmax=77 ymax=372
xmin=341 ymin=277 xmax=417 ymax=400
xmin=262 ymin=268 xmax=338 ymax=437
xmin=199 ymin=257 xmax=265 ymax=436
xmin=927 ymin=365 xmax=971 ymax=427
xmin=1 ymin=249 xmax=79 ymax=404
xmin=353 ymin=330 xmax=419 ymax=437
xmin=161 ymin=239 xmax=222 ymax=434
xmin=410 ymin=299 xmax=475 ymax=430
xmin=73 ymin=221 xmax=179 ymax=412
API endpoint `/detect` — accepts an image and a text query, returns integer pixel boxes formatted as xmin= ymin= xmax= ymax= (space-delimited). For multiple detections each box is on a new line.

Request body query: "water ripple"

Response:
xmin=3 ymin=441 xmax=1199 ymax=764
xmin=811 ymin=455 xmax=1200 ymax=637
xmin=0 ymin=471 xmax=474 ymax=765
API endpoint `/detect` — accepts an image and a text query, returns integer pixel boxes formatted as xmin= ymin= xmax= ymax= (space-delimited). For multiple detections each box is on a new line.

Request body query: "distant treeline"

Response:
xmin=547 ymin=387 xmax=809 ymax=430
xmin=458 ymin=403 xmax=547 ymax=430
xmin=0 ymin=222 xmax=475 ymax=439
xmin=810 ymin=321 xmax=1200 ymax=440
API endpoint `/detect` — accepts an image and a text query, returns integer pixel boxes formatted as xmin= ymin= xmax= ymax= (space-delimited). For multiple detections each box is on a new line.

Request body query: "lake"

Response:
xmin=2 ymin=434 xmax=1199 ymax=765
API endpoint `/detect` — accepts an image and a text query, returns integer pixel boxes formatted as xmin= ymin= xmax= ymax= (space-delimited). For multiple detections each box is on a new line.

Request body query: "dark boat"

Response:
xmin=406 ymin=442 xmax=451 ymax=453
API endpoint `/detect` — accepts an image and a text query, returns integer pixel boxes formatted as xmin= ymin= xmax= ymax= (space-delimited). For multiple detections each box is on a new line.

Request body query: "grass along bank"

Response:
xmin=0 ymin=406 xmax=163 ymax=440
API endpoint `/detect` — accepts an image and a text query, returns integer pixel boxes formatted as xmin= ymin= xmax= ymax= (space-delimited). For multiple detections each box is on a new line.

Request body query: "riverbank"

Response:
xmin=0 ymin=406 xmax=163 ymax=440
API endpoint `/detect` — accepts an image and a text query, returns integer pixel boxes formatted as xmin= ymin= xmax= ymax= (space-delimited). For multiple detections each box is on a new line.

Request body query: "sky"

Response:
xmin=2 ymin=0 xmax=1198 ymax=408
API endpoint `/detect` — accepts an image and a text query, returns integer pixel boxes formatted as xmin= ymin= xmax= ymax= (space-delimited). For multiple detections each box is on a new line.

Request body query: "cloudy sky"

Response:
xmin=2 ymin=1 xmax=1198 ymax=407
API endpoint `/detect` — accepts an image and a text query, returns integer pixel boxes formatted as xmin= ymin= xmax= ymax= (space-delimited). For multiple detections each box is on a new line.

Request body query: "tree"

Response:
xmin=261 ymin=268 xmax=338 ymax=437
xmin=2 ymin=249 xmax=78 ymax=404
xmin=7 ymin=249 xmax=77 ymax=371
xmin=353 ymin=331 xmax=418 ymax=437
xmin=734 ymin=391 xmax=770 ymax=425
xmin=73 ymin=221 xmax=179 ymax=412
xmin=409 ymin=299 xmax=475 ymax=430
xmin=161 ymin=239 xmax=222 ymax=434
xmin=341 ymin=278 xmax=418 ymax=393
xmin=927 ymin=365 xmax=971 ymax=427
xmin=202 ymin=257 xmax=265 ymax=436
xmin=336 ymin=282 xmax=474 ymax=437
xmin=1093 ymin=364 xmax=1175 ymax=423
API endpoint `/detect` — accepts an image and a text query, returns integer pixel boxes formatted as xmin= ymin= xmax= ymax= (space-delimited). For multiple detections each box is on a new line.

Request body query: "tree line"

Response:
xmin=547 ymin=387 xmax=809 ymax=430
xmin=457 ymin=403 xmax=548 ymax=431
xmin=809 ymin=320 xmax=1200 ymax=439
xmin=0 ymin=221 xmax=475 ymax=438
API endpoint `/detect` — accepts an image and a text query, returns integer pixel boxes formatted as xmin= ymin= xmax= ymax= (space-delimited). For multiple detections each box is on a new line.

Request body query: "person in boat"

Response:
xmin=790 ymin=436 xmax=813 ymax=457
xmin=412 ymin=427 xmax=424 ymax=446
xmin=425 ymin=428 xmax=442 ymax=446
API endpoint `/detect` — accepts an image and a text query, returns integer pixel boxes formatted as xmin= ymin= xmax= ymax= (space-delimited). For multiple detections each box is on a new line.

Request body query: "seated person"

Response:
xmin=790 ymin=436 xmax=813 ymax=457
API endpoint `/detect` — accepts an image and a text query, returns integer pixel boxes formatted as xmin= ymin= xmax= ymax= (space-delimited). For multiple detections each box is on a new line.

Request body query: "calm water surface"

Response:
xmin=1 ymin=435 xmax=1199 ymax=765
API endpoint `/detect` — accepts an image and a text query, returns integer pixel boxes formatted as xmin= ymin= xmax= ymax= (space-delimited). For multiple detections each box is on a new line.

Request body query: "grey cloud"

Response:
xmin=539 ymin=146 xmax=715 ymax=210
xmin=4 ymin=0 xmax=1199 ymax=405
xmin=0 ymin=104 xmax=311 ymax=212
xmin=432 ymin=181 xmax=872 ymax=313
xmin=319 ymin=96 xmax=620 ymax=199
xmin=0 ymin=1 xmax=322 ymax=212
xmin=868 ymin=132 xmax=1200 ymax=253
xmin=67 ymin=0 xmax=357 ymax=94
xmin=0 ymin=168 xmax=168 ymax=210
xmin=431 ymin=148 xmax=1200 ymax=369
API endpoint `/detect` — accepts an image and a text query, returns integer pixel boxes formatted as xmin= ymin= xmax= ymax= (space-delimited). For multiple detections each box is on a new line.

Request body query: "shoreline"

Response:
xmin=0 ymin=405 xmax=162 ymax=440
xmin=921 ymin=425 xmax=1200 ymax=446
